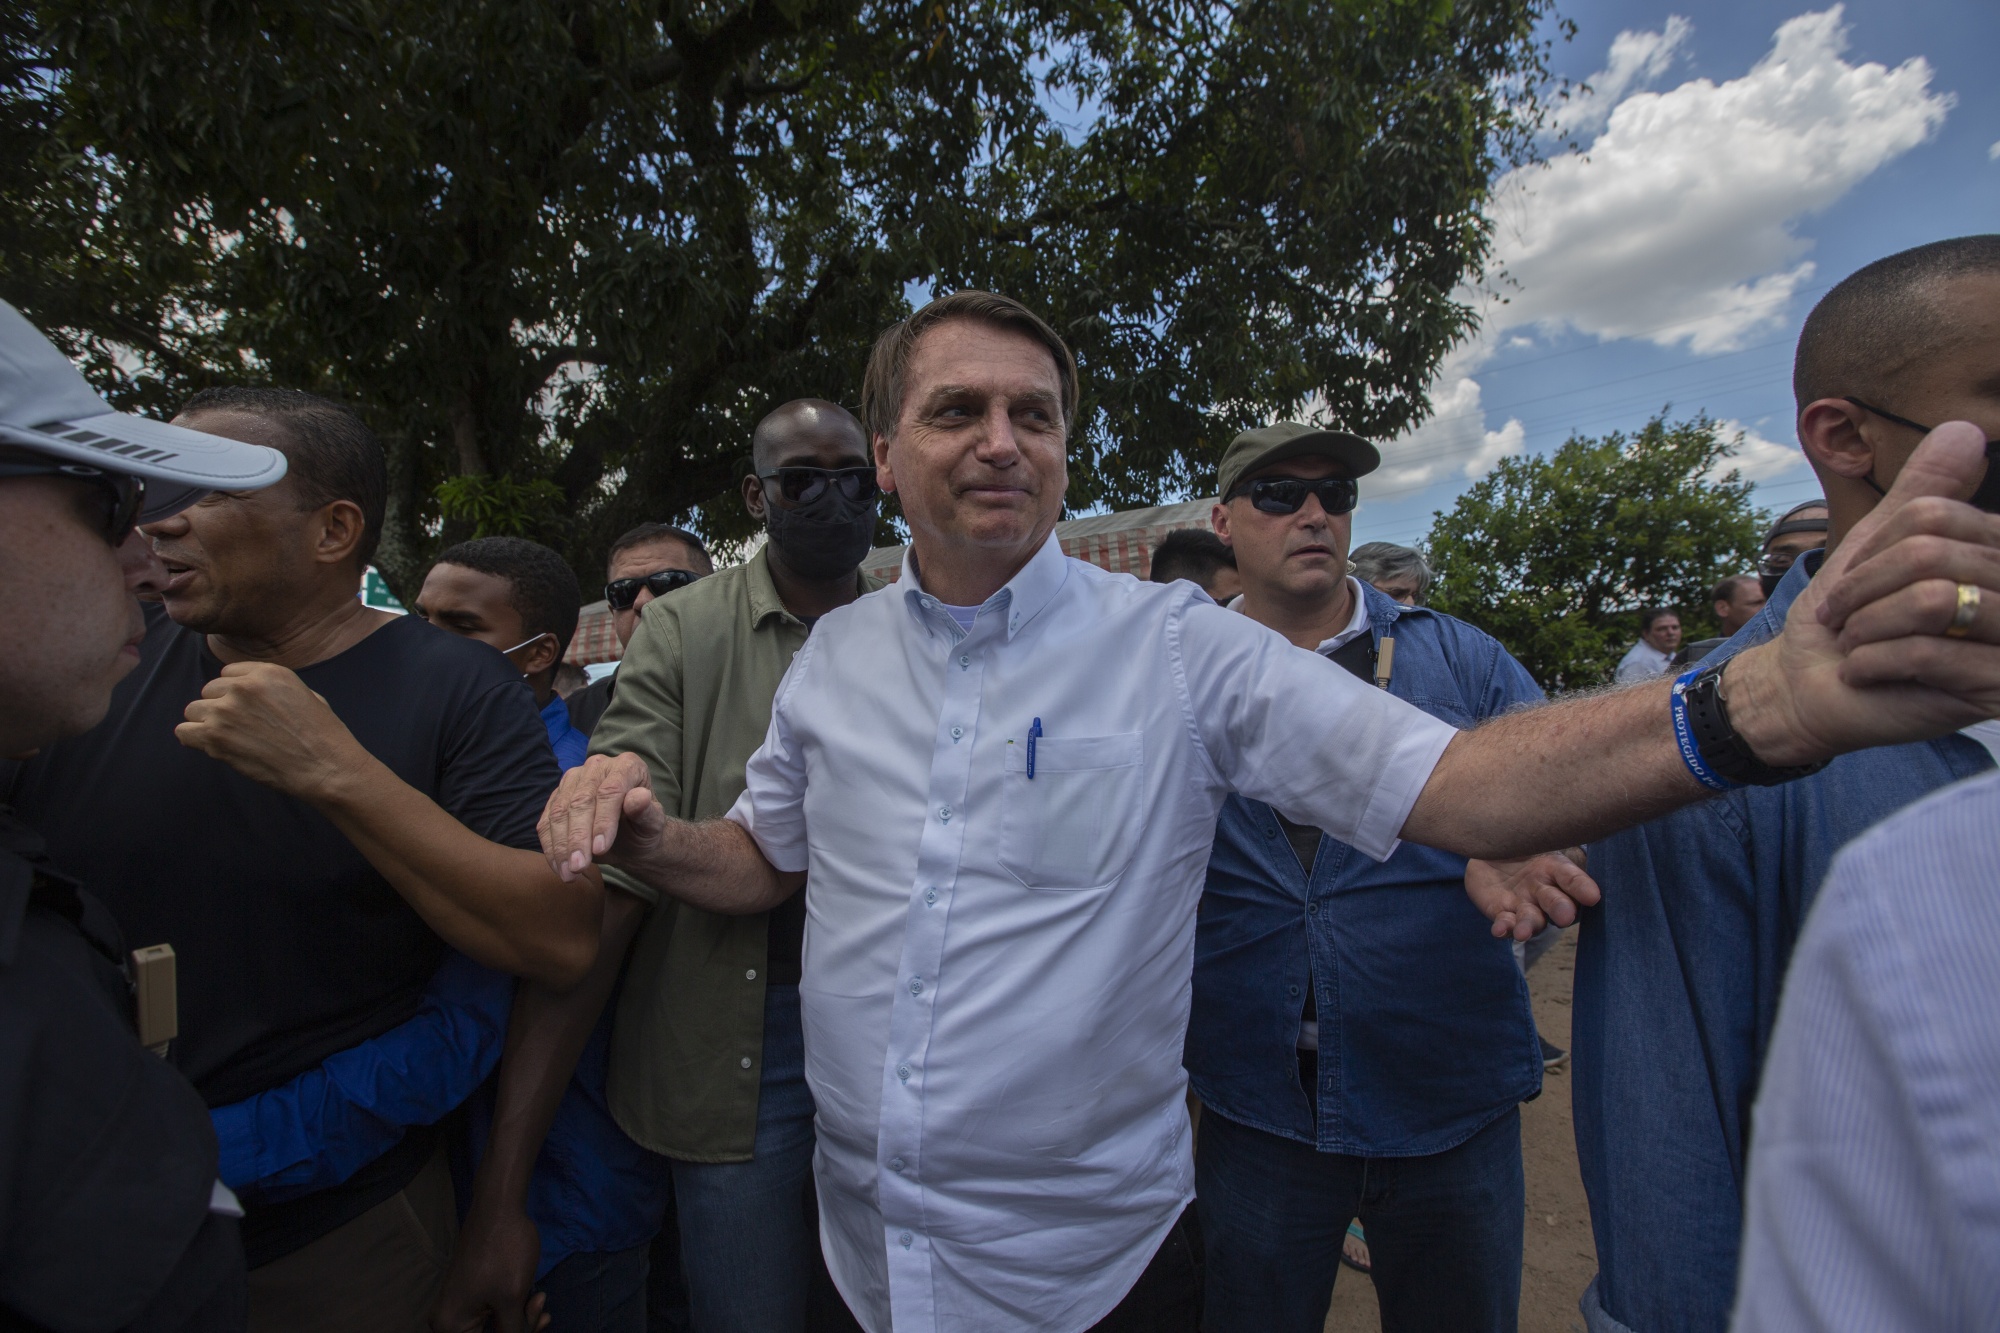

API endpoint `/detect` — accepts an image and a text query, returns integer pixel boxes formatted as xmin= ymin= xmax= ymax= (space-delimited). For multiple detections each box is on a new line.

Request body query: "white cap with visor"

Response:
xmin=0 ymin=300 xmax=286 ymax=521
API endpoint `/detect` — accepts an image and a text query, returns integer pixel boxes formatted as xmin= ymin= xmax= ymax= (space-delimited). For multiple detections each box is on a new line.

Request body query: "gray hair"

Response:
xmin=1348 ymin=541 xmax=1434 ymax=603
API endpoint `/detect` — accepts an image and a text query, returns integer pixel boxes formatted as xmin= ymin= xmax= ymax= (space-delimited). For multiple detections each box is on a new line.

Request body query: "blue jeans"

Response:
xmin=666 ymin=985 xmax=817 ymax=1333
xmin=542 ymin=1242 xmax=650 ymax=1333
xmin=1197 ymin=1105 xmax=1524 ymax=1333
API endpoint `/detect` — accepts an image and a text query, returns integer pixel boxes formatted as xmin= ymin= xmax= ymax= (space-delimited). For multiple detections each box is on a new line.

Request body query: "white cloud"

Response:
xmin=1375 ymin=353 xmax=1525 ymax=488
xmin=1555 ymin=15 xmax=1692 ymax=136
xmin=1385 ymin=8 xmax=1950 ymax=488
xmin=1488 ymin=6 xmax=1951 ymax=355
xmin=1711 ymin=419 xmax=1804 ymax=481
xmin=1989 ymin=140 xmax=2000 ymax=161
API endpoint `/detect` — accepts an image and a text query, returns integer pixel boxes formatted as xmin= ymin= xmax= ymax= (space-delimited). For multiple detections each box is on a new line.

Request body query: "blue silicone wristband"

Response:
xmin=1670 ymin=667 xmax=1738 ymax=792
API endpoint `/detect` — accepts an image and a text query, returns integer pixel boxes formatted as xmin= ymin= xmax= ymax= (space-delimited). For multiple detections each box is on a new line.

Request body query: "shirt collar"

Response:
xmin=538 ymin=692 xmax=573 ymax=729
xmin=0 ymin=809 xmax=70 ymax=967
xmin=1314 ymin=577 xmax=1374 ymax=654
xmin=901 ymin=530 xmax=1070 ymax=643
xmin=747 ymin=542 xmax=883 ymax=629
xmin=746 ymin=543 xmax=794 ymax=628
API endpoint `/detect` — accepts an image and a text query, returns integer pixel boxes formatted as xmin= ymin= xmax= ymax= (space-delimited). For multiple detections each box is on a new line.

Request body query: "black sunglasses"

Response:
xmin=604 ymin=567 xmax=702 ymax=611
xmin=1226 ymin=475 xmax=1359 ymax=517
xmin=1845 ymin=397 xmax=2000 ymax=451
xmin=1756 ymin=549 xmax=1802 ymax=580
xmin=0 ymin=449 xmax=146 ymax=546
xmin=758 ymin=466 xmax=880 ymax=506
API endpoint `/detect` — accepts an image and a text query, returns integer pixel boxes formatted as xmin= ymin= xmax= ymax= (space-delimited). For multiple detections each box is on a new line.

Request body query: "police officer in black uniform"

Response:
xmin=0 ymin=300 xmax=286 ymax=1330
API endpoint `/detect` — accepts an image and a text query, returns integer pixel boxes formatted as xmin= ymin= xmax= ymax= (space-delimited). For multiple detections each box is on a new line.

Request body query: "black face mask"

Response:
xmin=764 ymin=483 xmax=878 ymax=581
xmin=1845 ymin=397 xmax=2000 ymax=512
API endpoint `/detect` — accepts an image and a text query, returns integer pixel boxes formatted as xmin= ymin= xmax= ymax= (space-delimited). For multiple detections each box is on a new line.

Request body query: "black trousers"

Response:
xmin=1086 ymin=1206 xmax=1203 ymax=1333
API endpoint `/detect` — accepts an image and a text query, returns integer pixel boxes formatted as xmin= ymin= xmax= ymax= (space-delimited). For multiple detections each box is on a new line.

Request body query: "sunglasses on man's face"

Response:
xmin=758 ymin=466 xmax=880 ymax=506
xmin=1226 ymin=475 xmax=1359 ymax=517
xmin=0 ymin=450 xmax=146 ymax=546
xmin=605 ymin=567 xmax=702 ymax=611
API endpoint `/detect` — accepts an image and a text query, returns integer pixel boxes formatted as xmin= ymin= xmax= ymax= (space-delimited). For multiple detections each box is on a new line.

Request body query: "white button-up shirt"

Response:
xmin=726 ymin=534 xmax=1456 ymax=1332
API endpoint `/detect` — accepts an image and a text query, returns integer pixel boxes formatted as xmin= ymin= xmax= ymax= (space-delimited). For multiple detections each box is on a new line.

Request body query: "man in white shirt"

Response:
xmin=1731 ymin=766 xmax=2000 ymax=1333
xmin=542 ymin=291 xmax=2000 ymax=1333
xmin=1614 ymin=607 xmax=1682 ymax=682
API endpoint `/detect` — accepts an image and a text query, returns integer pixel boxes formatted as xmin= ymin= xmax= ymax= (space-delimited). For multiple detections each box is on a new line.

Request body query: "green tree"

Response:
xmin=4 ymin=0 xmax=1565 ymax=595
xmin=1425 ymin=414 xmax=1767 ymax=690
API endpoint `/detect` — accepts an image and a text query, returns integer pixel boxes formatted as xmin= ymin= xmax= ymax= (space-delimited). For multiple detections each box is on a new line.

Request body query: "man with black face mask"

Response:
xmin=463 ymin=398 xmax=882 ymax=1331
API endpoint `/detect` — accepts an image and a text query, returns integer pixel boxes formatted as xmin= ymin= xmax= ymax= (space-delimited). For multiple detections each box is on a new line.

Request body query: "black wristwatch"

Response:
xmin=1680 ymin=659 xmax=1828 ymax=787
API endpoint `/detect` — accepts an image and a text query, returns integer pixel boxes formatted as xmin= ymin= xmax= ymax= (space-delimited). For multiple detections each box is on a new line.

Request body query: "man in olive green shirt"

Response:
xmin=461 ymin=397 xmax=882 ymax=1331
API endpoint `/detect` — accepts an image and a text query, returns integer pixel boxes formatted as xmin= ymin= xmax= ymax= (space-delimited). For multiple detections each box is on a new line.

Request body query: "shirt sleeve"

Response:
xmin=208 ymin=951 xmax=512 ymax=1200
xmin=436 ymin=674 xmax=563 ymax=852
xmin=1171 ymin=598 xmax=1456 ymax=862
xmin=586 ymin=606 xmax=687 ymax=906
xmin=1732 ymin=780 xmax=2000 ymax=1332
xmin=722 ymin=634 xmax=816 ymax=875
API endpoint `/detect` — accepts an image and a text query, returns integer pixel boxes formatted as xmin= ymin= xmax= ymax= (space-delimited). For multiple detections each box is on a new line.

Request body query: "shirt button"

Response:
xmin=900 ymin=1232 xmax=913 ymax=1248
xmin=938 ymin=806 xmax=951 ymax=823
xmin=897 ymin=1064 xmax=911 ymax=1082
xmin=909 ymin=977 xmax=923 ymax=995
xmin=1308 ymin=902 xmax=1319 ymax=915
xmin=950 ymin=726 xmax=963 ymax=740
xmin=924 ymin=887 xmax=938 ymax=905
xmin=1288 ymin=984 xmax=1300 ymax=997
xmin=890 ymin=1156 xmax=905 ymax=1171
xmin=959 ymin=654 xmax=970 ymax=668
xmin=740 ymin=1056 xmax=753 ymax=1069
xmin=745 ymin=968 xmax=757 ymax=981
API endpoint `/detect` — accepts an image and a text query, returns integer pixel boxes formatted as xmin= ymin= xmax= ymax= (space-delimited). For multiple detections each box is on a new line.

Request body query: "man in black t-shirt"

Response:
xmin=0 ymin=300 xmax=289 ymax=1330
xmin=8 ymin=387 xmax=602 ymax=1331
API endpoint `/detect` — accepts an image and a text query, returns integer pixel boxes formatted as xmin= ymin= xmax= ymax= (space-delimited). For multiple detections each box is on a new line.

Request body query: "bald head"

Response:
xmin=753 ymin=399 xmax=867 ymax=474
xmin=1794 ymin=236 xmax=2000 ymax=411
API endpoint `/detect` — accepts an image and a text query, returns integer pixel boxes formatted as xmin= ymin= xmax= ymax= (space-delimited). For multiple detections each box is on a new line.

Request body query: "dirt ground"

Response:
xmin=1324 ymin=930 xmax=1596 ymax=1333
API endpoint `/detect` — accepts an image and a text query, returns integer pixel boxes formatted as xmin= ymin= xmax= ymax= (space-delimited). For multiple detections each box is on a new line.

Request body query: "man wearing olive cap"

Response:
xmin=1187 ymin=422 xmax=1579 ymax=1332
xmin=0 ymin=299 xmax=286 ymax=1330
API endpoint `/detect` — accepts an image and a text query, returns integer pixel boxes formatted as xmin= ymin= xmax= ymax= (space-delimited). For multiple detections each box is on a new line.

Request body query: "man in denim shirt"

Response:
xmin=1187 ymin=423 xmax=1592 ymax=1332
xmin=1573 ymin=236 xmax=2000 ymax=1333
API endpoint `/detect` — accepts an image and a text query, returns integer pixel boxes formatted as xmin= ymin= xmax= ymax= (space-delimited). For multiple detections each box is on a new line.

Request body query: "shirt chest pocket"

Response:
xmin=997 ymin=732 xmax=1146 ymax=890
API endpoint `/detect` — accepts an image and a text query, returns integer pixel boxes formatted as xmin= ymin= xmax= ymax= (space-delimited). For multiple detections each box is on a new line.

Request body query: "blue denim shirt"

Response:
xmin=1185 ymin=584 xmax=1545 ymax=1156
xmin=1574 ymin=552 xmax=1994 ymax=1333
xmin=214 ymin=703 xmax=669 ymax=1276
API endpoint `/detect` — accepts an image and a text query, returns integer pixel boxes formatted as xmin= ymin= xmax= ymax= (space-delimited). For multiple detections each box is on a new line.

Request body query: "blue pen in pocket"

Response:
xmin=1027 ymin=717 xmax=1042 ymax=779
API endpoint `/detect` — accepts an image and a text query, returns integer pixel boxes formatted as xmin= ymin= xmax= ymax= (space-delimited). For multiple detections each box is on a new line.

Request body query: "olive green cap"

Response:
xmin=1217 ymin=422 xmax=1381 ymax=500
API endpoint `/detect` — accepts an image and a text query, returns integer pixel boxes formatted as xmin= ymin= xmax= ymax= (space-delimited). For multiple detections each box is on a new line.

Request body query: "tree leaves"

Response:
xmin=1425 ymin=414 xmax=1769 ymax=691
xmin=6 ymin=0 xmax=1560 ymax=595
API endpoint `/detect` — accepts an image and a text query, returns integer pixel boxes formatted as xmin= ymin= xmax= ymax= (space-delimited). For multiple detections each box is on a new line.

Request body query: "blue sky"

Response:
xmin=1347 ymin=0 xmax=2000 ymax=552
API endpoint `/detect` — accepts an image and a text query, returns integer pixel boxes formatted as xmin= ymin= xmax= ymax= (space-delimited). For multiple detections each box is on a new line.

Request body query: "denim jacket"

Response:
xmin=1185 ymin=583 xmax=1545 ymax=1156
xmin=1574 ymin=551 xmax=1995 ymax=1333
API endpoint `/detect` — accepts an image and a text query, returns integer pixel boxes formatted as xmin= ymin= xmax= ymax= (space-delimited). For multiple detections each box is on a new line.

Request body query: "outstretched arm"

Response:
xmin=1405 ymin=423 xmax=2000 ymax=860
xmin=538 ymin=753 xmax=801 ymax=914
xmin=430 ymin=888 xmax=649 ymax=1333
xmin=175 ymin=670 xmax=603 ymax=986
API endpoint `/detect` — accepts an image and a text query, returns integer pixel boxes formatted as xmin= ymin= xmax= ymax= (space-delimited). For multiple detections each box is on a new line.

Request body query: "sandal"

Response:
xmin=1340 ymin=1220 xmax=1372 ymax=1274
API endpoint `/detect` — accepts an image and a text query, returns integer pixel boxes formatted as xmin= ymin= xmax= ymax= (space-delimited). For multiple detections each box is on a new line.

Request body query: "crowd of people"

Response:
xmin=1 ymin=234 xmax=1998 ymax=1333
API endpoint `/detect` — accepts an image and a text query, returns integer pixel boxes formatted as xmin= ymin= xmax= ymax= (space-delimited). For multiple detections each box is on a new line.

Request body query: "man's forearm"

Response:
xmin=607 ymin=816 xmax=801 ymax=915
xmin=1405 ymin=675 xmax=1707 ymax=860
xmin=315 ymin=752 xmax=602 ymax=985
xmin=465 ymin=890 xmax=648 ymax=1215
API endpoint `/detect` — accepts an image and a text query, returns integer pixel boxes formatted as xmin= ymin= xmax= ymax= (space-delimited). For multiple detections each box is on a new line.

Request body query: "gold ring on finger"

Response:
xmin=1947 ymin=582 xmax=1980 ymax=638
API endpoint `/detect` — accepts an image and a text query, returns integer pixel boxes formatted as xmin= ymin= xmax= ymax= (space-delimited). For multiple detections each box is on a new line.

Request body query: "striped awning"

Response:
xmin=565 ymin=599 xmax=622 ymax=666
